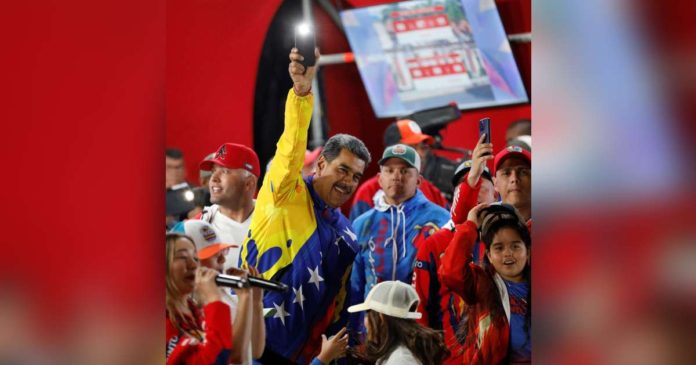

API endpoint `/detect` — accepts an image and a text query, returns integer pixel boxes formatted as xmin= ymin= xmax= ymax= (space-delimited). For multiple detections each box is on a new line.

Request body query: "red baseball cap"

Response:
xmin=493 ymin=145 xmax=531 ymax=175
xmin=200 ymin=143 xmax=260 ymax=177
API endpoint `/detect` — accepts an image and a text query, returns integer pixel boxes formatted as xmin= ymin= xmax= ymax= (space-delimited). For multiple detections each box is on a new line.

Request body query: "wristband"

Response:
xmin=293 ymin=85 xmax=312 ymax=97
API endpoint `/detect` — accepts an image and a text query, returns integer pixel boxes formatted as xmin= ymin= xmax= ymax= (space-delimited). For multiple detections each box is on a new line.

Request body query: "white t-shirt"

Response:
xmin=377 ymin=345 xmax=421 ymax=365
xmin=200 ymin=203 xmax=254 ymax=271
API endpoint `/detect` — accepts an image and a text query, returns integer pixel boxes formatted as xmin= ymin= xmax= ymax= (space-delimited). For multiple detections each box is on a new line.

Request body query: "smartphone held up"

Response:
xmin=479 ymin=117 xmax=491 ymax=156
xmin=479 ymin=117 xmax=491 ymax=144
xmin=294 ymin=23 xmax=316 ymax=69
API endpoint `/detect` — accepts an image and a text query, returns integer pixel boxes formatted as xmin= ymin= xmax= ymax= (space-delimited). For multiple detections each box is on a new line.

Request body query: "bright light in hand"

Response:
xmin=184 ymin=190 xmax=194 ymax=202
xmin=297 ymin=23 xmax=311 ymax=36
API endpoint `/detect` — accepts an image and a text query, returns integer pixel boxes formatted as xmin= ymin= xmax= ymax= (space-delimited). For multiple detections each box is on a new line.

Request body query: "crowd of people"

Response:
xmin=165 ymin=48 xmax=532 ymax=365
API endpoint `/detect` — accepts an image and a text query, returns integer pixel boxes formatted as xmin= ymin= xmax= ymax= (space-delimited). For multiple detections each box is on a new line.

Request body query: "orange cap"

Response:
xmin=395 ymin=120 xmax=434 ymax=145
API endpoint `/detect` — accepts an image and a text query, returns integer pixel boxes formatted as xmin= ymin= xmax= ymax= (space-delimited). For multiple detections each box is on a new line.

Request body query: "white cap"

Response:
xmin=348 ymin=281 xmax=422 ymax=319
xmin=171 ymin=220 xmax=237 ymax=260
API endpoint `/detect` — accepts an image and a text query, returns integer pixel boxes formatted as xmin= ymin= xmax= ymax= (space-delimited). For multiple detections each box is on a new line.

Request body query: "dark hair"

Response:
xmin=166 ymin=148 xmax=184 ymax=159
xmin=506 ymin=119 xmax=531 ymax=136
xmin=364 ymin=310 xmax=449 ymax=365
xmin=455 ymin=217 xmax=531 ymax=353
xmin=383 ymin=122 xmax=402 ymax=147
xmin=322 ymin=134 xmax=372 ymax=165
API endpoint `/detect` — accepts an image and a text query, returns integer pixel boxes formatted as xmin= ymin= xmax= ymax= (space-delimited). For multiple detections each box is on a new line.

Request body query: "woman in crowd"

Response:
xmin=348 ymin=280 xmax=448 ymax=365
xmin=439 ymin=203 xmax=531 ymax=364
xmin=166 ymin=232 xmax=232 ymax=364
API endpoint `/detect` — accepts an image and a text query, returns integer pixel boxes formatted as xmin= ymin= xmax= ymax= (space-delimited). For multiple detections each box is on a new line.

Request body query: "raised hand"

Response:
xmin=288 ymin=47 xmax=320 ymax=96
xmin=467 ymin=133 xmax=494 ymax=188
xmin=467 ymin=202 xmax=490 ymax=228
xmin=316 ymin=327 xmax=349 ymax=364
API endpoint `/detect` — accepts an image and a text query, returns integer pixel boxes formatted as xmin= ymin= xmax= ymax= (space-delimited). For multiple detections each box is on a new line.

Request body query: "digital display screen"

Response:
xmin=340 ymin=0 xmax=529 ymax=118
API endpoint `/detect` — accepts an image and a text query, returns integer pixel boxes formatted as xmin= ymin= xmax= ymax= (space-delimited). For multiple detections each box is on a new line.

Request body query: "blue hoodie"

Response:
xmin=348 ymin=189 xmax=449 ymax=340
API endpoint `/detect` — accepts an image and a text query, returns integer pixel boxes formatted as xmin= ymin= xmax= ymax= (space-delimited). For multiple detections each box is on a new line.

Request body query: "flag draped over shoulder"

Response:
xmin=240 ymin=90 xmax=359 ymax=363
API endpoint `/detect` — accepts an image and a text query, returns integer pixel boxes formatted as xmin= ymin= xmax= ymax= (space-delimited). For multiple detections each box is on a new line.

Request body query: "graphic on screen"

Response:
xmin=341 ymin=0 xmax=528 ymax=118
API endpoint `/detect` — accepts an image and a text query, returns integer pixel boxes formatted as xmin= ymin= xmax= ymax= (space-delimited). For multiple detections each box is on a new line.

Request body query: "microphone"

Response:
xmin=216 ymin=274 xmax=289 ymax=292
xmin=248 ymin=275 xmax=289 ymax=292
xmin=215 ymin=274 xmax=249 ymax=289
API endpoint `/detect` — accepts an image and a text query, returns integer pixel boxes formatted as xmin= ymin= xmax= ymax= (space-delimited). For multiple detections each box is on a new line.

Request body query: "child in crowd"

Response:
xmin=439 ymin=203 xmax=531 ymax=364
xmin=348 ymin=281 xmax=448 ymax=365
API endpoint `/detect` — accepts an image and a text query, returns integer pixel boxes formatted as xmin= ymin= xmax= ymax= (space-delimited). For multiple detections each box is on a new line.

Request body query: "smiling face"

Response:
xmin=486 ymin=227 xmax=529 ymax=283
xmin=208 ymin=164 xmax=255 ymax=208
xmin=313 ymin=149 xmax=366 ymax=208
xmin=378 ymin=158 xmax=421 ymax=205
xmin=169 ymin=237 xmax=199 ymax=296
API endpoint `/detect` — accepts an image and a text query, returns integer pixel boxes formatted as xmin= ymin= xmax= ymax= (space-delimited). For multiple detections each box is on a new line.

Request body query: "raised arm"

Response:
xmin=438 ymin=203 xmax=487 ymax=304
xmin=264 ymin=48 xmax=320 ymax=205
xmin=450 ymin=134 xmax=493 ymax=224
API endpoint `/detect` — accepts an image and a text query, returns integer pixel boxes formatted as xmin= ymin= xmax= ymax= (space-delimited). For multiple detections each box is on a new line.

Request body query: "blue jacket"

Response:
xmin=348 ymin=190 xmax=449 ymax=339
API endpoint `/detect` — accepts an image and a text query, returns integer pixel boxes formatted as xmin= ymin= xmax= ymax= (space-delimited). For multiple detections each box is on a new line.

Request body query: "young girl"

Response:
xmin=348 ymin=280 xmax=449 ymax=365
xmin=439 ymin=203 xmax=531 ymax=364
xmin=166 ymin=232 xmax=232 ymax=364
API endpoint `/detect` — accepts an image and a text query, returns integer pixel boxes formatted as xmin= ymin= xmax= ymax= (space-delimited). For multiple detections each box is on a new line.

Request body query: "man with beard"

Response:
xmin=348 ymin=144 xmax=449 ymax=343
xmin=196 ymin=142 xmax=260 ymax=271
xmin=238 ymin=48 xmax=371 ymax=365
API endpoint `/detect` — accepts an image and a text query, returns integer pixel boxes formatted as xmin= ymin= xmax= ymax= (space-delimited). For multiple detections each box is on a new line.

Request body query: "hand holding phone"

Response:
xmin=294 ymin=23 xmax=316 ymax=69
xmin=479 ymin=117 xmax=491 ymax=144
xmin=479 ymin=117 xmax=491 ymax=156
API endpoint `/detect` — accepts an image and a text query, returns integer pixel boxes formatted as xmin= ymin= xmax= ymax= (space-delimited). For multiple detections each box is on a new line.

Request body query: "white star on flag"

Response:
xmin=307 ymin=266 xmax=324 ymax=290
xmin=273 ymin=301 xmax=290 ymax=325
xmin=293 ymin=285 xmax=305 ymax=311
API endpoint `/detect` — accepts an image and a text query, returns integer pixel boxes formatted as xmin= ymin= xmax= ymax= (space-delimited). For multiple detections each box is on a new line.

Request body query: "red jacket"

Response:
xmin=413 ymin=174 xmax=486 ymax=365
xmin=166 ymin=300 xmax=232 ymax=365
xmin=439 ymin=221 xmax=511 ymax=365
xmin=413 ymin=227 xmax=464 ymax=365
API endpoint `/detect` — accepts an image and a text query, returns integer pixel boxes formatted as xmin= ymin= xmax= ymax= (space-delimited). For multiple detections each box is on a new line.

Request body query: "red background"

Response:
xmin=166 ymin=0 xmax=531 ymax=182
xmin=3 ymin=0 xmax=696 ymax=362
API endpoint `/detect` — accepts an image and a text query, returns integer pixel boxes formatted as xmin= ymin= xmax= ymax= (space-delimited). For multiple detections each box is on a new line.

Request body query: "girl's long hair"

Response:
xmin=455 ymin=218 xmax=531 ymax=351
xmin=165 ymin=232 xmax=203 ymax=341
xmin=365 ymin=308 xmax=449 ymax=365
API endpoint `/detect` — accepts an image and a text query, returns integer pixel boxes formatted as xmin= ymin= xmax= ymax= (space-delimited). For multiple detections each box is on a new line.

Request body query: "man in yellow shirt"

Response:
xmin=240 ymin=48 xmax=371 ymax=364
